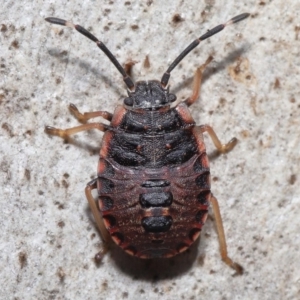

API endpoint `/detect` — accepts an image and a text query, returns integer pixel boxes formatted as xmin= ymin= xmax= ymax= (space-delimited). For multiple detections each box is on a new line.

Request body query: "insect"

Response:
xmin=45 ymin=13 xmax=249 ymax=274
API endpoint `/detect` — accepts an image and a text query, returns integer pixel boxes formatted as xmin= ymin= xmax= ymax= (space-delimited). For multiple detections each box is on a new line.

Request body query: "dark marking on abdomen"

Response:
xmin=139 ymin=192 xmax=173 ymax=208
xmin=99 ymin=196 xmax=114 ymax=211
xmin=195 ymin=210 xmax=208 ymax=225
xmin=197 ymin=190 xmax=210 ymax=205
xmin=141 ymin=179 xmax=170 ymax=188
xmin=195 ymin=171 xmax=210 ymax=189
xmin=98 ymin=177 xmax=115 ymax=193
xmin=142 ymin=216 xmax=173 ymax=233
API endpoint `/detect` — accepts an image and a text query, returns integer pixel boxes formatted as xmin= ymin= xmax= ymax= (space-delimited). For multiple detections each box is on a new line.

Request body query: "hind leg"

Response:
xmin=85 ymin=178 xmax=111 ymax=261
xmin=210 ymin=194 xmax=243 ymax=274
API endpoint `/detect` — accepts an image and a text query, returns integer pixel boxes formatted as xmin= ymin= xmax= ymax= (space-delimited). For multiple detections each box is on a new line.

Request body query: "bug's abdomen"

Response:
xmin=97 ymin=147 xmax=211 ymax=258
xmin=97 ymin=105 xmax=211 ymax=258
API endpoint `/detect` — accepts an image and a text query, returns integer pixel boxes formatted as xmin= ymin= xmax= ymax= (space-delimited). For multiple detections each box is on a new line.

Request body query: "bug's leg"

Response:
xmin=45 ymin=122 xmax=108 ymax=139
xmin=209 ymin=194 xmax=243 ymax=274
xmin=69 ymin=103 xmax=113 ymax=123
xmin=184 ymin=56 xmax=213 ymax=107
xmin=199 ymin=124 xmax=237 ymax=153
xmin=85 ymin=178 xmax=111 ymax=260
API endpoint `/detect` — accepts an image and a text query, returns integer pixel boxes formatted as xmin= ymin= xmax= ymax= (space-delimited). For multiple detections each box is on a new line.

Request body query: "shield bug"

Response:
xmin=45 ymin=13 xmax=249 ymax=274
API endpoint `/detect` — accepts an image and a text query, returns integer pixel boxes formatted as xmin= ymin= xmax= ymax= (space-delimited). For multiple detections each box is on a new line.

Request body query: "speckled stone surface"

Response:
xmin=1 ymin=0 xmax=299 ymax=299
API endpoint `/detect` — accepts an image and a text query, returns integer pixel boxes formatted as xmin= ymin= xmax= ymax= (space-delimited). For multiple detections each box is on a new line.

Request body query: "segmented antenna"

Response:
xmin=161 ymin=13 xmax=250 ymax=87
xmin=45 ymin=17 xmax=135 ymax=90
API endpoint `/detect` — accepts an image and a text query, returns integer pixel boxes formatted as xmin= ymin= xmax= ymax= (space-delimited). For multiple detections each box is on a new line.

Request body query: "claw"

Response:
xmin=69 ymin=103 xmax=78 ymax=112
xmin=221 ymin=137 xmax=238 ymax=153
xmin=44 ymin=125 xmax=67 ymax=138
xmin=69 ymin=103 xmax=87 ymax=123
xmin=94 ymin=243 xmax=110 ymax=265
xmin=226 ymin=137 xmax=238 ymax=151
xmin=232 ymin=262 xmax=244 ymax=275
xmin=44 ymin=125 xmax=57 ymax=135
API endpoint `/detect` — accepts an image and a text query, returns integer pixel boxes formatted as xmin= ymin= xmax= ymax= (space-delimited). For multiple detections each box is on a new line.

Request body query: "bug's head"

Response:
xmin=124 ymin=80 xmax=177 ymax=110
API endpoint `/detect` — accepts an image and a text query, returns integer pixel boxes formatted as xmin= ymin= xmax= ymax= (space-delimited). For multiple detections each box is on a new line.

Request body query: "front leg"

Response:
xmin=69 ymin=103 xmax=113 ymax=123
xmin=184 ymin=56 xmax=213 ymax=107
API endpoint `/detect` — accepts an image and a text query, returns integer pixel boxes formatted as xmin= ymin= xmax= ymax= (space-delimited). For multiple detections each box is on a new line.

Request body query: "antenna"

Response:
xmin=161 ymin=13 xmax=250 ymax=87
xmin=45 ymin=17 xmax=135 ymax=90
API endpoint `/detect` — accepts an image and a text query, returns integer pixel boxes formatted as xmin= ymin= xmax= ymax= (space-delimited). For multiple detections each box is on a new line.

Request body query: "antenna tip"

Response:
xmin=45 ymin=17 xmax=67 ymax=26
xmin=228 ymin=13 xmax=250 ymax=25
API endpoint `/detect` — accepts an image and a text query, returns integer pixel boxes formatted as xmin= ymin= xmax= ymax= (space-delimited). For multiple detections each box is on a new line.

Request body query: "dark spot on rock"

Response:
xmin=0 ymin=24 xmax=7 ymax=32
xmin=57 ymin=267 xmax=65 ymax=282
xmin=172 ymin=14 xmax=184 ymax=24
xmin=57 ymin=220 xmax=65 ymax=228
xmin=2 ymin=122 xmax=14 ymax=137
xmin=25 ymin=169 xmax=31 ymax=181
xmin=62 ymin=179 xmax=69 ymax=189
xmin=143 ymin=55 xmax=150 ymax=68
xmin=11 ymin=40 xmax=19 ymax=49
xmin=131 ymin=24 xmax=139 ymax=30
xmin=18 ymin=252 xmax=27 ymax=269
xmin=289 ymin=174 xmax=296 ymax=185
xmin=274 ymin=78 xmax=280 ymax=89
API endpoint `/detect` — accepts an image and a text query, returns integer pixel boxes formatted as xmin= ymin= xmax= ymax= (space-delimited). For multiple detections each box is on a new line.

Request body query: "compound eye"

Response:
xmin=124 ymin=97 xmax=133 ymax=106
xmin=168 ymin=94 xmax=177 ymax=102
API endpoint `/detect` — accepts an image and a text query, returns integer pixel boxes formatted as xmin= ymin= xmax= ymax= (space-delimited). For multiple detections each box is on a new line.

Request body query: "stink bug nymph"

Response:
xmin=45 ymin=13 xmax=250 ymax=274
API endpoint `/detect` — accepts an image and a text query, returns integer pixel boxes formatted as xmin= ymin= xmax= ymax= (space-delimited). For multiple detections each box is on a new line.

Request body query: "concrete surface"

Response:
xmin=1 ymin=0 xmax=299 ymax=299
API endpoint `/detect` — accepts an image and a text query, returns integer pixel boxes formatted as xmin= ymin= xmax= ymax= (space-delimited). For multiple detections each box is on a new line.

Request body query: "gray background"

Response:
xmin=1 ymin=0 xmax=299 ymax=299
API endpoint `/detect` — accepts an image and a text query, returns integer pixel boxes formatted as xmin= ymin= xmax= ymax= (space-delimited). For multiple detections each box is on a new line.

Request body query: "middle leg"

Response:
xmin=45 ymin=122 xmax=109 ymax=139
xmin=199 ymin=124 xmax=237 ymax=153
